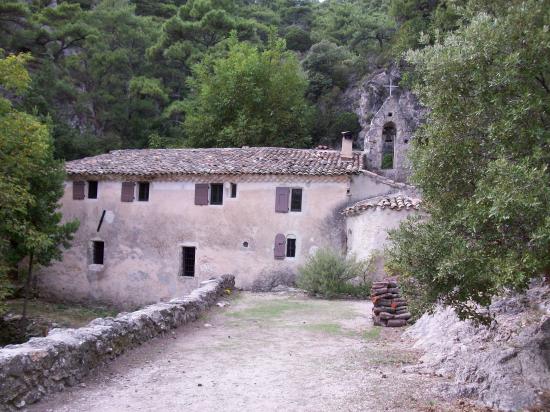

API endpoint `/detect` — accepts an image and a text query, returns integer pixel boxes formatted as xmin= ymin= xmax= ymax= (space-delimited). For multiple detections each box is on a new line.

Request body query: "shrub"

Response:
xmin=297 ymin=248 xmax=369 ymax=298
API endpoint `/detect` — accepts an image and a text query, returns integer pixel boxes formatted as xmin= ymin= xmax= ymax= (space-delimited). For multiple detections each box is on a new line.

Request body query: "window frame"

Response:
xmin=286 ymin=237 xmax=296 ymax=258
xmin=181 ymin=246 xmax=196 ymax=277
xmin=230 ymin=183 xmax=237 ymax=198
xmin=137 ymin=181 xmax=150 ymax=202
xmin=290 ymin=188 xmax=303 ymax=212
xmin=92 ymin=240 xmax=104 ymax=265
xmin=87 ymin=181 xmax=98 ymax=199
xmin=209 ymin=183 xmax=224 ymax=205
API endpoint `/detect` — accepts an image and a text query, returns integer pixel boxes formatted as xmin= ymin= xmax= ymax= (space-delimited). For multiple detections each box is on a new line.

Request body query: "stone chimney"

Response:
xmin=340 ymin=131 xmax=353 ymax=159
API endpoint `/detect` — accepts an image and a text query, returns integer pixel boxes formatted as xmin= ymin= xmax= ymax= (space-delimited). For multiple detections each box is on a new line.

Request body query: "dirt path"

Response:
xmin=27 ymin=292 xmax=463 ymax=412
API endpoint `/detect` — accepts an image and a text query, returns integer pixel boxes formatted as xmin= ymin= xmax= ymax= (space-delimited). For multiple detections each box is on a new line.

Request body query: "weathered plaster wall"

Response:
xmin=38 ymin=174 xmax=393 ymax=308
xmin=346 ymin=208 xmax=418 ymax=280
xmin=0 ymin=275 xmax=235 ymax=411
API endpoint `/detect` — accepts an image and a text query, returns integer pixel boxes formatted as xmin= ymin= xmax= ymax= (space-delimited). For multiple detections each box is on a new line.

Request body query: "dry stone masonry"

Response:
xmin=0 ymin=275 xmax=235 ymax=411
xmin=371 ymin=279 xmax=411 ymax=327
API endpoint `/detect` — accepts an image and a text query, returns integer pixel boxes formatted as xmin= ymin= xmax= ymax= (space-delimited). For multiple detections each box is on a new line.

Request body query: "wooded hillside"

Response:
xmin=0 ymin=0 xmax=457 ymax=159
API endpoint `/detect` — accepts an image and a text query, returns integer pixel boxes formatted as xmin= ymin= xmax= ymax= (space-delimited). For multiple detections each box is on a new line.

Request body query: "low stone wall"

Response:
xmin=0 ymin=275 xmax=235 ymax=410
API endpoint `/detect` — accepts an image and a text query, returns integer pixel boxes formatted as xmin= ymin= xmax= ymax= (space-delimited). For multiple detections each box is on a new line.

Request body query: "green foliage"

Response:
xmin=0 ymin=53 xmax=78 ymax=314
xmin=183 ymin=36 xmax=313 ymax=148
xmin=283 ymin=25 xmax=312 ymax=52
xmin=381 ymin=152 xmax=393 ymax=169
xmin=297 ymin=248 xmax=369 ymax=299
xmin=0 ymin=0 xmax=489 ymax=156
xmin=387 ymin=0 xmax=550 ymax=322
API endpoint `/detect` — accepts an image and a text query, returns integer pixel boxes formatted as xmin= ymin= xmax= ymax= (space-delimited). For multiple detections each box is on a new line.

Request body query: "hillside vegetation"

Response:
xmin=0 ymin=0 xmax=458 ymax=159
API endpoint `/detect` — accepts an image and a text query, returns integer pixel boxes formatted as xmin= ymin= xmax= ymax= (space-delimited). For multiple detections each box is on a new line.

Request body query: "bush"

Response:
xmin=297 ymin=248 xmax=370 ymax=298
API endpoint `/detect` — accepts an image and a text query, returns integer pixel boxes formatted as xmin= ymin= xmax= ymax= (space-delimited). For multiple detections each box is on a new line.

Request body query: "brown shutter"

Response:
xmin=73 ymin=181 xmax=85 ymax=200
xmin=195 ymin=183 xmax=209 ymax=205
xmin=274 ymin=234 xmax=286 ymax=260
xmin=121 ymin=182 xmax=135 ymax=202
xmin=275 ymin=187 xmax=289 ymax=213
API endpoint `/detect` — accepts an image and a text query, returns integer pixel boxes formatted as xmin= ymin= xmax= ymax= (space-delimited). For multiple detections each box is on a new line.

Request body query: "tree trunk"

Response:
xmin=21 ymin=251 xmax=34 ymax=320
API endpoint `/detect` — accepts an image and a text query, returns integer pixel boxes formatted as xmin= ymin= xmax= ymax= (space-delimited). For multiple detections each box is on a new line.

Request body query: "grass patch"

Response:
xmin=5 ymin=299 xmax=118 ymax=328
xmin=303 ymin=322 xmax=343 ymax=335
xmin=226 ymin=299 xmax=311 ymax=320
xmin=363 ymin=327 xmax=382 ymax=341
xmin=367 ymin=349 xmax=418 ymax=366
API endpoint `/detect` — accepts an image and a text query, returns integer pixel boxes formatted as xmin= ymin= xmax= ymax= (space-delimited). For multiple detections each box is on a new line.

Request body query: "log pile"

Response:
xmin=371 ymin=279 xmax=411 ymax=327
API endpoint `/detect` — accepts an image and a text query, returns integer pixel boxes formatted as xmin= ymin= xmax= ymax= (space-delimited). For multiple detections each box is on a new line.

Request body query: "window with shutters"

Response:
xmin=181 ymin=247 xmax=195 ymax=277
xmin=92 ymin=241 xmax=104 ymax=265
xmin=286 ymin=236 xmax=296 ymax=258
xmin=230 ymin=183 xmax=237 ymax=198
xmin=290 ymin=188 xmax=302 ymax=212
xmin=121 ymin=182 xmax=135 ymax=202
xmin=73 ymin=181 xmax=85 ymax=200
xmin=87 ymin=181 xmax=98 ymax=199
xmin=138 ymin=182 xmax=150 ymax=202
xmin=210 ymin=183 xmax=223 ymax=205
xmin=276 ymin=187 xmax=303 ymax=212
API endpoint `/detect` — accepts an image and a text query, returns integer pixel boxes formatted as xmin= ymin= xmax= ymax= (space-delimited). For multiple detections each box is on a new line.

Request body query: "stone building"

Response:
xmin=362 ymin=90 xmax=424 ymax=182
xmin=347 ymin=69 xmax=425 ymax=183
xmin=343 ymin=193 xmax=421 ymax=280
xmin=38 ymin=137 xmax=420 ymax=308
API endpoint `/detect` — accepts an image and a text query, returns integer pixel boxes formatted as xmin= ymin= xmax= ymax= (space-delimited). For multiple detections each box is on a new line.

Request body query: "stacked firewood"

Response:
xmin=371 ymin=279 xmax=411 ymax=327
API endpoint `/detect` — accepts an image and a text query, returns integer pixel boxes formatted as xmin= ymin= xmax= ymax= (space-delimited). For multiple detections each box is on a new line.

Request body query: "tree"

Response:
xmin=386 ymin=0 xmax=550 ymax=322
xmin=0 ymin=53 xmax=78 ymax=316
xmin=183 ymin=35 xmax=313 ymax=148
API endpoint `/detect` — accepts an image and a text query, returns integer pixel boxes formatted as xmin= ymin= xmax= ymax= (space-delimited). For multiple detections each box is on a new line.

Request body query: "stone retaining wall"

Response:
xmin=0 ymin=275 xmax=235 ymax=411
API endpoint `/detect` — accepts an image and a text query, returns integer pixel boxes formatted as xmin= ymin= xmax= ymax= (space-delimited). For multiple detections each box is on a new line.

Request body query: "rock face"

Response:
xmin=0 ymin=275 xmax=235 ymax=410
xmin=342 ymin=67 xmax=426 ymax=182
xmin=405 ymin=281 xmax=550 ymax=411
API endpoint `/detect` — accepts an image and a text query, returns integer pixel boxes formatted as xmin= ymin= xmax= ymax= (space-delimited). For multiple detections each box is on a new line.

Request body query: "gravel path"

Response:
xmin=27 ymin=292 xmax=469 ymax=412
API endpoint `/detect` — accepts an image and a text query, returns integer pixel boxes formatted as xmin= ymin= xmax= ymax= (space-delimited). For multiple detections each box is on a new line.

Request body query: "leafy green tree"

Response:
xmin=302 ymin=40 xmax=354 ymax=100
xmin=386 ymin=0 xmax=550 ymax=322
xmin=312 ymin=0 xmax=395 ymax=60
xmin=0 ymin=53 xmax=78 ymax=316
xmin=283 ymin=25 xmax=312 ymax=52
xmin=183 ymin=35 xmax=313 ymax=147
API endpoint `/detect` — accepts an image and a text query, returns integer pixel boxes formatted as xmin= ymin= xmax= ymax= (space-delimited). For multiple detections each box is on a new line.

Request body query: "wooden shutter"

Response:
xmin=121 ymin=182 xmax=135 ymax=202
xmin=73 ymin=181 xmax=85 ymax=200
xmin=274 ymin=234 xmax=286 ymax=260
xmin=275 ymin=187 xmax=290 ymax=213
xmin=195 ymin=183 xmax=209 ymax=205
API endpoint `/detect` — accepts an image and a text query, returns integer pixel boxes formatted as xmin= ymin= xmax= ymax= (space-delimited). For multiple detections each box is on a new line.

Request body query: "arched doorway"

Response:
xmin=381 ymin=122 xmax=396 ymax=169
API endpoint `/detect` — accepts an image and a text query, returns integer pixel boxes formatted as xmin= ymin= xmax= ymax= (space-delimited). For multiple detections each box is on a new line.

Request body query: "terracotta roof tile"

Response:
xmin=342 ymin=193 xmax=421 ymax=216
xmin=66 ymin=147 xmax=363 ymax=177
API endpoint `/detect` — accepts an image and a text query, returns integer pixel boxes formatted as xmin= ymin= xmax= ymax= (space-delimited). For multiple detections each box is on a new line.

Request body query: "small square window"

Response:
xmin=290 ymin=188 xmax=302 ymax=212
xmin=138 ymin=182 xmax=150 ymax=201
xmin=88 ymin=181 xmax=98 ymax=199
xmin=210 ymin=183 xmax=223 ymax=205
xmin=181 ymin=247 xmax=195 ymax=277
xmin=230 ymin=183 xmax=237 ymax=198
xmin=92 ymin=241 xmax=104 ymax=265
xmin=286 ymin=238 xmax=296 ymax=258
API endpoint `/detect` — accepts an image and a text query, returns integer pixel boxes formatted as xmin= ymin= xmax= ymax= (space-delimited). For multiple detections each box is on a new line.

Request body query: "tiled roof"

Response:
xmin=66 ymin=147 xmax=363 ymax=177
xmin=342 ymin=193 xmax=421 ymax=216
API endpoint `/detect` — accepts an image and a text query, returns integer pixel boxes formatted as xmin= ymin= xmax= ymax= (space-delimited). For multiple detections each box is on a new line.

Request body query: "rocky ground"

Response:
xmin=24 ymin=291 xmax=484 ymax=412
xmin=405 ymin=282 xmax=550 ymax=412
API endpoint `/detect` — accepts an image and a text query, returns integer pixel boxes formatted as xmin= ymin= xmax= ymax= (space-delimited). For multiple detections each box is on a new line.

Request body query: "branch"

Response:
xmin=535 ymin=73 xmax=550 ymax=93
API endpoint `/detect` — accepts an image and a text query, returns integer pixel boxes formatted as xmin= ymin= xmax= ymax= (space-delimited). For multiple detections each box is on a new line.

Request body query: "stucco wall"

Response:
xmin=38 ymin=174 xmax=369 ymax=308
xmin=346 ymin=208 xmax=418 ymax=280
